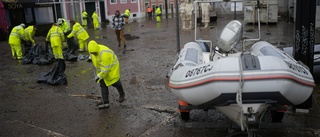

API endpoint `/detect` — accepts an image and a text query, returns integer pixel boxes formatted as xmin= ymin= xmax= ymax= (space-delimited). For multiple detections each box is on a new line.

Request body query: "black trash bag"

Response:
xmin=67 ymin=37 xmax=79 ymax=54
xmin=37 ymin=59 xmax=68 ymax=85
xmin=22 ymin=45 xmax=36 ymax=64
xmin=32 ymin=43 xmax=54 ymax=65
xmin=63 ymin=52 xmax=78 ymax=61
xmin=22 ymin=43 xmax=54 ymax=65
xmin=45 ymin=41 xmax=54 ymax=55
xmin=22 ymin=40 xmax=32 ymax=56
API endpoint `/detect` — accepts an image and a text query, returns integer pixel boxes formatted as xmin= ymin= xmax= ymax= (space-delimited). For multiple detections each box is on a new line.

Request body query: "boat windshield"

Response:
xmin=260 ymin=46 xmax=285 ymax=59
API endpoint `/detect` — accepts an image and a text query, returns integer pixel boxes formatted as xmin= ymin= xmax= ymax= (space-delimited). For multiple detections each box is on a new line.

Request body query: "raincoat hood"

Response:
xmin=88 ymin=40 xmax=99 ymax=54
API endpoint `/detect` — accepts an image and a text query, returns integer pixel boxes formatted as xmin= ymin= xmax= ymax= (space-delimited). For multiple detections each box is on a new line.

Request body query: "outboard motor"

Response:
xmin=217 ymin=20 xmax=243 ymax=52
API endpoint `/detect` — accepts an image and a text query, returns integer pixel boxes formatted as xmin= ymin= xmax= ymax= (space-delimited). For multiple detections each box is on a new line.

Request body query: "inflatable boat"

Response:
xmin=168 ymin=20 xmax=315 ymax=133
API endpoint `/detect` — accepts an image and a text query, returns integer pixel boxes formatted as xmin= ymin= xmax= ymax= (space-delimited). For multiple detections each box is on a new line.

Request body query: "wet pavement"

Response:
xmin=1 ymin=15 xmax=320 ymax=137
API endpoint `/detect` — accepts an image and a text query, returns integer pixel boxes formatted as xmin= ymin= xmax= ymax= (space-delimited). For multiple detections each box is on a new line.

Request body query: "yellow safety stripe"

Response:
xmin=50 ymin=27 xmax=61 ymax=38
xmin=76 ymin=26 xmax=85 ymax=36
xmin=10 ymin=26 xmax=22 ymax=38
xmin=98 ymin=50 xmax=118 ymax=73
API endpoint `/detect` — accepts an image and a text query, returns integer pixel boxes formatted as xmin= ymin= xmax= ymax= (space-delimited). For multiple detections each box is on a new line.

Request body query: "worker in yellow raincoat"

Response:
xmin=8 ymin=23 xmax=26 ymax=60
xmin=91 ymin=11 xmax=99 ymax=30
xmin=82 ymin=10 xmax=88 ymax=26
xmin=24 ymin=25 xmax=36 ymax=45
xmin=46 ymin=23 xmax=65 ymax=59
xmin=67 ymin=20 xmax=89 ymax=51
xmin=88 ymin=40 xmax=125 ymax=109
xmin=57 ymin=18 xmax=71 ymax=49
xmin=124 ymin=9 xmax=130 ymax=24
xmin=57 ymin=18 xmax=70 ymax=34
xmin=24 ymin=25 xmax=37 ymax=55
xmin=156 ymin=6 xmax=162 ymax=22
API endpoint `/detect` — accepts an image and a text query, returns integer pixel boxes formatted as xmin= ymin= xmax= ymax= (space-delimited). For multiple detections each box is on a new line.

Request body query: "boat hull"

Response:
xmin=169 ymin=41 xmax=315 ymax=107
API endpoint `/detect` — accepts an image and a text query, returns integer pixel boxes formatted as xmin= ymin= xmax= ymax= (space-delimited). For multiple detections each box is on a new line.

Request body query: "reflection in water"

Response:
xmin=157 ymin=22 xmax=161 ymax=28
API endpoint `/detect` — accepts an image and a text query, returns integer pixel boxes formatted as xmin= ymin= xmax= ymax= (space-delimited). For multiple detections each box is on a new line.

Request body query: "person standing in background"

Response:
xmin=111 ymin=10 xmax=126 ymax=48
xmin=155 ymin=6 xmax=162 ymax=22
xmin=92 ymin=11 xmax=99 ymax=30
xmin=124 ymin=9 xmax=131 ymax=24
xmin=82 ymin=10 xmax=88 ymax=26
xmin=147 ymin=7 xmax=152 ymax=20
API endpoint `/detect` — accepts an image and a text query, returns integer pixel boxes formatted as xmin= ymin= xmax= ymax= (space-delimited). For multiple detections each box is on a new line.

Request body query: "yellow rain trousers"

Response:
xmin=92 ymin=12 xmax=99 ymax=29
xmin=8 ymin=25 xmax=25 ymax=59
xmin=46 ymin=25 xmax=65 ymax=59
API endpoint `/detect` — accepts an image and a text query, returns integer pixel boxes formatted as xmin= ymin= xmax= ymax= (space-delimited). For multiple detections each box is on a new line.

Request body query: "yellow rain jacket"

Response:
xmin=124 ymin=9 xmax=130 ymax=18
xmin=9 ymin=25 xmax=26 ymax=45
xmin=46 ymin=25 xmax=65 ymax=47
xmin=60 ymin=18 xmax=70 ymax=33
xmin=156 ymin=7 xmax=161 ymax=16
xmin=92 ymin=12 xmax=99 ymax=29
xmin=82 ymin=11 xmax=88 ymax=18
xmin=67 ymin=22 xmax=89 ymax=41
xmin=24 ymin=26 xmax=35 ymax=44
xmin=88 ymin=40 xmax=120 ymax=86
xmin=82 ymin=11 xmax=88 ymax=26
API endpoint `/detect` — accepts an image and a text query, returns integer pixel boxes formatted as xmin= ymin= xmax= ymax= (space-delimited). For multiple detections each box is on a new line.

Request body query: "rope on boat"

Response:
xmin=237 ymin=52 xmax=245 ymax=131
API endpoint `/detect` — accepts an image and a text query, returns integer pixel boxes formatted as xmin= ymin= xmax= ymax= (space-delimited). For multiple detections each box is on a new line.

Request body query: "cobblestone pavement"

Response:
xmin=1 ymin=15 xmax=320 ymax=137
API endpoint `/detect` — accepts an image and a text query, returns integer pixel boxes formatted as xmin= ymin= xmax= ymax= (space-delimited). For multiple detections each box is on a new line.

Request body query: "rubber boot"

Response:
xmin=98 ymin=82 xmax=110 ymax=109
xmin=118 ymin=89 xmax=125 ymax=103
xmin=114 ymin=81 xmax=125 ymax=103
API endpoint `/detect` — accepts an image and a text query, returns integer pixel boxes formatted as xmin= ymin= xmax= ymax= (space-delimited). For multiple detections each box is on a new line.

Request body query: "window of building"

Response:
xmin=131 ymin=0 xmax=136 ymax=3
xmin=121 ymin=0 xmax=127 ymax=4
xmin=110 ymin=0 xmax=117 ymax=4
xmin=159 ymin=4 xmax=162 ymax=11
